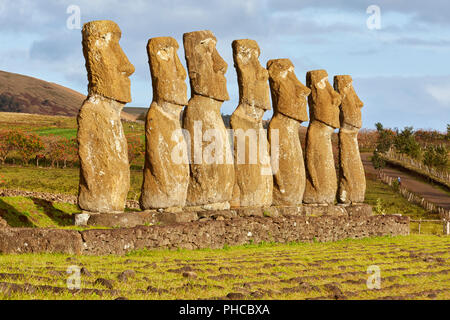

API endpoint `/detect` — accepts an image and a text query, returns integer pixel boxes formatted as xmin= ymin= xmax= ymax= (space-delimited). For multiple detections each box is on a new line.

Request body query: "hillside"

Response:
xmin=0 ymin=70 xmax=135 ymax=120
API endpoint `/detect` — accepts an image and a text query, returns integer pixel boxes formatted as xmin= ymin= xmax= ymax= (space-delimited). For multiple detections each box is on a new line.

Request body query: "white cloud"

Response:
xmin=426 ymin=83 xmax=450 ymax=106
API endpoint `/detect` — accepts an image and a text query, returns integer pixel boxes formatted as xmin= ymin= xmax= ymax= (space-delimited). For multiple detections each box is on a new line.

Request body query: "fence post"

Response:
xmin=444 ymin=220 xmax=450 ymax=236
xmin=418 ymin=219 xmax=422 ymax=234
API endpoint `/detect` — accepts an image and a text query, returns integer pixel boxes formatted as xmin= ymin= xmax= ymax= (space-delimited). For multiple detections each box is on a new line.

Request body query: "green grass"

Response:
xmin=0 ymin=166 xmax=143 ymax=200
xmin=364 ymin=178 xmax=431 ymax=218
xmin=33 ymin=128 xmax=78 ymax=139
xmin=365 ymin=178 xmax=443 ymax=234
xmin=0 ymin=235 xmax=448 ymax=300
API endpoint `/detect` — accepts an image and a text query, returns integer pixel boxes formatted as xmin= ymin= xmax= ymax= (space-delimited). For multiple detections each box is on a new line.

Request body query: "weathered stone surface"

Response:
xmin=334 ymin=75 xmax=363 ymax=129
xmin=76 ymin=211 xmax=156 ymax=228
xmin=343 ymin=203 xmax=372 ymax=217
xmin=73 ymin=204 xmax=373 ymax=227
xmin=82 ymin=20 xmax=135 ymax=104
xmin=334 ymin=75 xmax=366 ymax=204
xmin=304 ymin=70 xmax=341 ymax=204
xmin=183 ymin=30 xmax=229 ymax=101
xmin=77 ymin=96 xmax=130 ymax=213
xmin=230 ymin=39 xmax=272 ymax=207
xmin=0 ymin=229 xmax=82 ymax=254
xmin=267 ymin=59 xmax=310 ymax=205
xmin=302 ymin=204 xmax=347 ymax=216
xmin=0 ymin=216 xmax=8 ymax=228
xmin=79 ymin=214 xmax=409 ymax=255
xmin=140 ymin=37 xmax=189 ymax=210
xmin=306 ymin=69 xmax=341 ymax=128
xmin=78 ymin=20 xmax=134 ymax=213
xmin=182 ymin=30 xmax=234 ymax=208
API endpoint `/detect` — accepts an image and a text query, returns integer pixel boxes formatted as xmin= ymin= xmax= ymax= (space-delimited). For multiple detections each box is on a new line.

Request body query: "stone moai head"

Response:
xmin=147 ymin=37 xmax=188 ymax=106
xmin=334 ymin=75 xmax=363 ymax=129
xmin=232 ymin=39 xmax=271 ymax=110
xmin=82 ymin=20 xmax=135 ymax=103
xmin=267 ymin=59 xmax=310 ymax=122
xmin=306 ymin=69 xmax=341 ymax=129
xmin=183 ymin=30 xmax=230 ymax=101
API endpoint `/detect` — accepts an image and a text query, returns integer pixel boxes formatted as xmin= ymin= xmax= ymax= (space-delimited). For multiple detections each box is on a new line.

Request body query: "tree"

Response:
xmin=9 ymin=131 xmax=45 ymax=165
xmin=371 ymin=150 xmax=386 ymax=171
xmin=374 ymin=122 xmax=395 ymax=153
xmin=394 ymin=126 xmax=421 ymax=159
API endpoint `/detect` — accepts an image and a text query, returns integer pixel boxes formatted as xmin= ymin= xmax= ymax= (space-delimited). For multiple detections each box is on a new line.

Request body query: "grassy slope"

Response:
xmin=0 ymin=112 xmax=145 ymax=139
xmin=0 ymin=235 xmax=448 ymax=300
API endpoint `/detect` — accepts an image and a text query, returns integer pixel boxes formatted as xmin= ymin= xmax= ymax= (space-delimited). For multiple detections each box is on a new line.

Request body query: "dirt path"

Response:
xmin=361 ymin=153 xmax=450 ymax=210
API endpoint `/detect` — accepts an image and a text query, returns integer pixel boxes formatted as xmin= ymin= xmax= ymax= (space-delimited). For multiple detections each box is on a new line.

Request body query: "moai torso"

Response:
xmin=230 ymin=39 xmax=272 ymax=208
xmin=334 ymin=75 xmax=366 ymax=204
xmin=182 ymin=30 xmax=234 ymax=209
xmin=140 ymin=37 xmax=190 ymax=210
xmin=267 ymin=59 xmax=311 ymax=206
xmin=77 ymin=20 xmax=134 ymax=213
xmin=303 ymin=69 xmax=341 ymax=204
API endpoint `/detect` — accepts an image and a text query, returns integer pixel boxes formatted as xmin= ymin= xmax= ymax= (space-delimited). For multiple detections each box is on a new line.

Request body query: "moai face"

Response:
xmin=267 ymin=59 xmax=310 ymax=122
xmin=334 ymin=75 xmax=363 ymax=129
xmin=232 ymin=39 xmax=271 ymax=110
xmin=183 ymin=30 xmax=230 ymax=102
xmin=147 ymin=37 xmax=188 ymax=106
xmin=306 ymin=69 xmax=341 ymax=129
xmin=82 ymin=20 xmax=135 ymax=103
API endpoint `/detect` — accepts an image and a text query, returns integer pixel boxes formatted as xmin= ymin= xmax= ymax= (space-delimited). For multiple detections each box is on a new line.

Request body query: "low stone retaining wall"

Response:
xmin=0 ymin=214 xmax=409 ymax=256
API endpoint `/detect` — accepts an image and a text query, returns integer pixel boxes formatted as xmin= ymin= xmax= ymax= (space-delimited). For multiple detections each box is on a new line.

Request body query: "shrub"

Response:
xmin=127 ymin=135 xmax=144 ymax=167
xmin=423 ymin=144 xmax=448 ymax=169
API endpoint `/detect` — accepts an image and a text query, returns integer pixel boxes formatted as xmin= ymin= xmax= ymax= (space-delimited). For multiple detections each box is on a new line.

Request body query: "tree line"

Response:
xmin=0 ymin=129 xmax=144 ymax=168
xmin=372 ymin=123 xmax=449 ymax=170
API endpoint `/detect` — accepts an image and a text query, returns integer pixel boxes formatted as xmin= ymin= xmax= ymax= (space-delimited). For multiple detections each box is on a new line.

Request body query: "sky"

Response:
xmin=0 ymin=0 xmax=449 ymax=131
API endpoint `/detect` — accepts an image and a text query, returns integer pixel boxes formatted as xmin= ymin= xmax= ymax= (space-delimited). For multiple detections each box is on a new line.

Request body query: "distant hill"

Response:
xmin=0 ymin=70 xmax=135 ymax=121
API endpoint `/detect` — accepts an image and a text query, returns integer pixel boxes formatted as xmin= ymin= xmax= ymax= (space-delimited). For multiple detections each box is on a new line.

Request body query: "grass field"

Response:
xmin=0 ymin=112 xmax=145 ymax=139
xmin=0 ymin=235 xmax=448 ymax=300
xmin=0 ymin=166 xmax=143 ymax=200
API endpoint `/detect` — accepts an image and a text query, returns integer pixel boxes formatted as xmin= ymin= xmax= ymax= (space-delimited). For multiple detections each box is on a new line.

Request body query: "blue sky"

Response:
xmin=0 ymin=0 xmax=449 ymax=131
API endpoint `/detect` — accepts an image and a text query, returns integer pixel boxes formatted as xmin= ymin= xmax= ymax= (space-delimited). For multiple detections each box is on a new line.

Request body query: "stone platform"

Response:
xmin=0 ymin=204 xmax=410 ymax=256
xmin=74 ymin=204 xmax=374 ymax=228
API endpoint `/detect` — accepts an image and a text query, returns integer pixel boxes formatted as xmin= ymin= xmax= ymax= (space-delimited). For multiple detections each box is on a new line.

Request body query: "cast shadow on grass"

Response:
xmin=0 ymin=198 xmax=34 ymax=228
xmin=30 ymin=198 xmax=73 ymax=226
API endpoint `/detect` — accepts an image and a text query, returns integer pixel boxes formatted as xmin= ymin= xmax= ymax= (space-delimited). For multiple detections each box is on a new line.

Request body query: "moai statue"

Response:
xmin=182 ymin=30 xmax=235 ymax=209
xmin=267 ymin=59 xmax=311 ymax=206
xmin=140 ymin=37 xmax=189 ymax=210
xmin=303 ymin=69 xmax=341 ymax=204
xmin=77 ymin=20 xmax=135 ymax=213
xmin=334 ymin=75 xmax=366 ymax=204
xmin=230 ymin=39 xmax=272 ymax=207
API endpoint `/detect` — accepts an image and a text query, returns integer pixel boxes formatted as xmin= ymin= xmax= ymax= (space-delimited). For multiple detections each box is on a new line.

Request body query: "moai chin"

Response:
xmin=267 ymin=59 xmax=311 ymax=206
xmin=140 ymin=37 xmax=190 ymax=210
xmin=334 ymin=75 xmax=366 ymax=204
xmin=182 ymin=30 xmax=235 ymax=209
xmin=77 ymin=20 xmax=134 ymax=213
xmin=303 ymin=69 xmax=341 ymax=204
xmin=230 ymin=39 xmax=273 ymax=207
